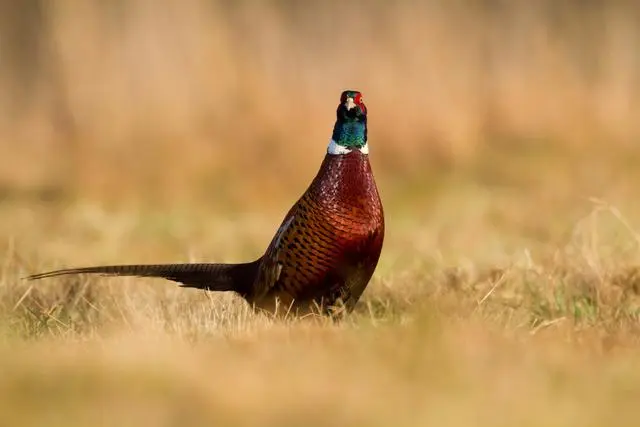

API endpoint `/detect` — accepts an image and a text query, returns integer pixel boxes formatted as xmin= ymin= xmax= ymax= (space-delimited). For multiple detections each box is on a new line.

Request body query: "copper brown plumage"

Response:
xmin=26 ymin=90 xmax=385 ymax=317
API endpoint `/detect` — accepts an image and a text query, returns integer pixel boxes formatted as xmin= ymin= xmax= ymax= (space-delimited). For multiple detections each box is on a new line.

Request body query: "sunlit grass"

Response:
xmin=1 ymin=189 xmax=640 ymax=425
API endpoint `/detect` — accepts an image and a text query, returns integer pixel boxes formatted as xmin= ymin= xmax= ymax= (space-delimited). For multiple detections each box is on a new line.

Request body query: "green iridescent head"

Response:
xmin=330 ymin=90 xmax=367 ymax=151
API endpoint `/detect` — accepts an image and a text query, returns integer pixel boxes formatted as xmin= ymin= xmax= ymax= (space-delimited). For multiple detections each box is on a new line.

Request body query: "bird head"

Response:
xmin=338 ymin=90 xmax=367 ymax=120
xmin=330 ymin=90 xmax=368 ymax=153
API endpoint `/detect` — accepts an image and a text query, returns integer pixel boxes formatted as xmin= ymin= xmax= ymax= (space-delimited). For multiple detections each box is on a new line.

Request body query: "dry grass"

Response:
xmin=3 ymin=197 xmax=640 ymax=426
xmin=1 ymin=1 xmax=640 ymax=426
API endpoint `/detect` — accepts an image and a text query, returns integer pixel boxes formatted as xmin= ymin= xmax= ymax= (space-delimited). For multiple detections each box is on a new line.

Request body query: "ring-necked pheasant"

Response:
xmin=26 ymin=90 xmax=385 ymax=316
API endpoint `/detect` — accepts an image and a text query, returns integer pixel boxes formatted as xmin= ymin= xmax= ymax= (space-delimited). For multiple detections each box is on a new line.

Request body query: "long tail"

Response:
xmin=24 ymin=259 xmax=262 ymax=296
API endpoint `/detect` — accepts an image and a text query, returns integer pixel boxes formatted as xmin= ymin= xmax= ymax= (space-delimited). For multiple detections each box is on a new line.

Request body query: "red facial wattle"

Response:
xmin=356 ymin=95 xmax=367 ymax=115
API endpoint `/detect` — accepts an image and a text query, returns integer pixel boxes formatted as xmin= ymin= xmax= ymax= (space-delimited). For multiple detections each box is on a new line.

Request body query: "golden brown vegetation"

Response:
xmin=1 ymin=1 xmax=640 ymax=426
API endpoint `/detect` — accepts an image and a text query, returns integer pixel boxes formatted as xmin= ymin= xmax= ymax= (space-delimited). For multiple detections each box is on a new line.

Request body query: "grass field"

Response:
xmin=2 ymin=1 xmax=640 ymax=426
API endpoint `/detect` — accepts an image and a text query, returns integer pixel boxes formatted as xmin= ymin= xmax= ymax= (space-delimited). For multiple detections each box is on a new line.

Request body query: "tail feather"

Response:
xmin=25 ymin=259 xmax=262 ymax=296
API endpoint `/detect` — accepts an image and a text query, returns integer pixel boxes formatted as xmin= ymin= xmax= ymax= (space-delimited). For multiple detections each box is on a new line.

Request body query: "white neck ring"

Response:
xmin=327 ymin=139 xmax=369 ymax=155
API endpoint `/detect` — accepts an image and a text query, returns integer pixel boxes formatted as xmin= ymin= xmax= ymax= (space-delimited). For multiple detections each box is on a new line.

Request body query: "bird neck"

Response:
xmin=328 ymin=120 xmax=368 ymax=155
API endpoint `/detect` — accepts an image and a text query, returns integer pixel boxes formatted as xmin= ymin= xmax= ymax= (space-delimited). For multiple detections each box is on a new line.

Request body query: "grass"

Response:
xmin=2 ymin=1 xmax=640 ymax=425
xmin=2 ymin=191 xmax=640 ymax=426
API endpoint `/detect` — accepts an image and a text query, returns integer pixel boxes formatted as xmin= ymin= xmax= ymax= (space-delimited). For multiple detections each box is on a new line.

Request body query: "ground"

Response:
xmin=3 ymin=154 xmax=640 ymax=426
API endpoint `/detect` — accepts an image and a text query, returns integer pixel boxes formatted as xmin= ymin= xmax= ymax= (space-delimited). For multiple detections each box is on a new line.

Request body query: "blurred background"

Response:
xmin=2 ymin=5 xmax=640 ymax=425
xmin=1 ymin=0 xmax=638 ymax=210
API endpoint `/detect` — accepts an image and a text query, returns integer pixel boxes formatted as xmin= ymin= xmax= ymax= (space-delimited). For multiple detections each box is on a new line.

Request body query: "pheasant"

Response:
xmin=26 ymin=90 xmax=385 ymax=317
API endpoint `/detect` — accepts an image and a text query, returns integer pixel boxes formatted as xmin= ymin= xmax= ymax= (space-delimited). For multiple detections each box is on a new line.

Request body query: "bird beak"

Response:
xmin=344 ymin=97 xmax=356 ymax=111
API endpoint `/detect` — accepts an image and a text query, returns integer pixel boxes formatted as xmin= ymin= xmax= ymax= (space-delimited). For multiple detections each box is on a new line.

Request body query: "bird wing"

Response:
xmin=253 ymin=196 xmax=349 ymax=303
